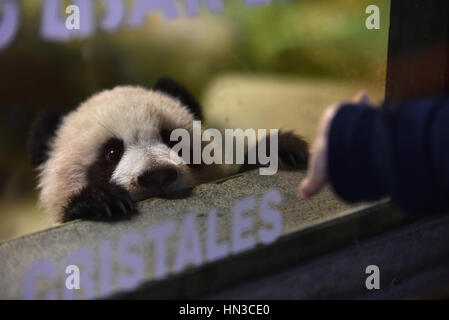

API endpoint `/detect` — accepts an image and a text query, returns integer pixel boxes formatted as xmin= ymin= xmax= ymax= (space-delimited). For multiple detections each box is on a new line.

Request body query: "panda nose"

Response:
xmin=138 ymin=168 xmax=178 ymax=189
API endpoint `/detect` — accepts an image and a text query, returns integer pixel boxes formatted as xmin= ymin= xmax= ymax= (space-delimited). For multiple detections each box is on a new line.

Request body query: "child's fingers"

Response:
xmin=299 ymin=168 xmax=326 ymax=199
xmin=352 ymin=90 xmax=370 ymax=104
xmin=298 ymin=148 xmax=326 ymax=199
xmin=299 ymin=104 xmax=339 ymax=199
xmin=299 ymin=177 xmax=319 ymax=199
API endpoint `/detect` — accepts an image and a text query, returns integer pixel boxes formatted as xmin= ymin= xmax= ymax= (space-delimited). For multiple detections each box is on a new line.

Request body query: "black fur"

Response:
xmin=62 ymin=137 xmax=133 ymax=222
xmin=277 ymin=131 xmax=309 ymax=170
xmin=27 ymin=110 xmax=62 ymax=166
xmin=239 ymin=130 xmax=309 ymax=173
xmin=154 ymin=77 xmax=203 ymax=121
xmin=63 ymin=183 xmax=136 ymax=222
xmin=87 ymin=137 xmax=124 ymax=187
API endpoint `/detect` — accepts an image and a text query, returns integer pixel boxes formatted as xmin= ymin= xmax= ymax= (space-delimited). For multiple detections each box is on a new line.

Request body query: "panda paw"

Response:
xmin=63 ymin=184 xmax=137 ymax=222
xmin=278 ymin=131 xmax=309 ymax=170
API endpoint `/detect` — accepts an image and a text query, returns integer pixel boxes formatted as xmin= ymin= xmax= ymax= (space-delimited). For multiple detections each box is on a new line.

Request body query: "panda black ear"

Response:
xmin=154 ymin=77 xmax=203 ymax=121
xmin=27 ymin=110 xmax=63 ymax=166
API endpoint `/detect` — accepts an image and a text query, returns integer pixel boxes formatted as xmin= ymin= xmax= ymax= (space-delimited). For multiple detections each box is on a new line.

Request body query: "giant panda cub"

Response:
xmin=28 ymin=78 xmax=309 ymax=224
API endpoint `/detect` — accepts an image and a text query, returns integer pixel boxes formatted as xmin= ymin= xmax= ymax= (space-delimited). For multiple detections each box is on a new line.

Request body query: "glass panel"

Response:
xmin=0 ymin=0 xmax=390 ymax=241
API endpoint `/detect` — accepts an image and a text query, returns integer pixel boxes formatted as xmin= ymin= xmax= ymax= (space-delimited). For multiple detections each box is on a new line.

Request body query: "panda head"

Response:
xmin=28 ymin=78 xmax=219 ymax=223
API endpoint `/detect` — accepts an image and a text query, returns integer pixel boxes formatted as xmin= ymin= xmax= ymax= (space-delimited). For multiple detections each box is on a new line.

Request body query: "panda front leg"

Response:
xmin=63 ymin=184 xmax=137 ymax=223
xmin=239 ymin=130 xmax=309 ymax=173
xmin=277 ymin=131 xmax=309 ymax=170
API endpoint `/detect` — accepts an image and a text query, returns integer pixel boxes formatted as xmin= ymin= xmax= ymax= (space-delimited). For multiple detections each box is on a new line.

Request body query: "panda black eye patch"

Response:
xmin=102 ymin=138 xmax=124 ymax=164
xmin=160 ymin=128 xmax=178 ymax=149
xmin=87 ymin=137 xmax=124 ymax=187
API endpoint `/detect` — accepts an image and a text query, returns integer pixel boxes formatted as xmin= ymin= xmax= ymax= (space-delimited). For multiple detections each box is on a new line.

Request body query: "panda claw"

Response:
xmin=118 ymin=201 xmax=127 ymax=215
xmin=288 ymin=153 xmax=297 ymax=167
xmin=64 ymin=184 xmax=137 ymax=222
xmin=103 ymin=204 xmax=112 ymax=219
xmin=124 ymin=197 xmax=134 ymax=212
xmin=277 ymin=131 xmax=309 ymax=170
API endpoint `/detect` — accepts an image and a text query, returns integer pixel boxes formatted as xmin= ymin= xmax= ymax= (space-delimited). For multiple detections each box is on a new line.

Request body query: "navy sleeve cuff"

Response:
xmin=327 ymin=104 xmax=386 ymax=203
xmin=327 ymin=99 xmax=449 ymax=214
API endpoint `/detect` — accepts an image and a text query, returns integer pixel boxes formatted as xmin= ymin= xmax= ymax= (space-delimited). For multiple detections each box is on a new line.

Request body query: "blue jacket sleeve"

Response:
xmin=327 ymin=97 xmax=449 ymax=214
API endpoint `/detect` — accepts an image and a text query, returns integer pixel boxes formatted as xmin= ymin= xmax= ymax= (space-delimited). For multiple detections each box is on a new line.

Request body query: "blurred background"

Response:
xmin=0 ymin=0 xmax=390 ymax=240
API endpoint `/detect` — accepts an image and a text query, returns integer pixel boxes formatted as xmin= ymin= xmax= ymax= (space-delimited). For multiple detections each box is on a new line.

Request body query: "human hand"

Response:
xmin=298 ymin=91 xmax=370 ymax=199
